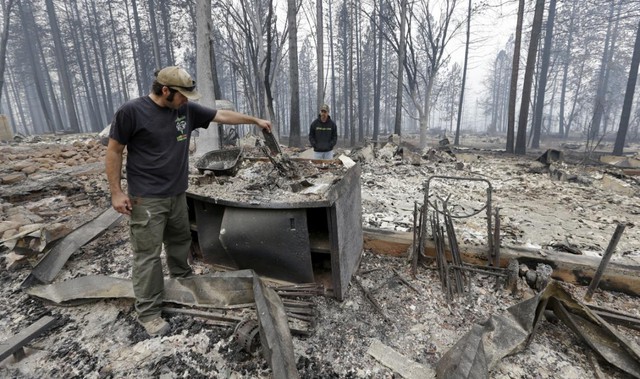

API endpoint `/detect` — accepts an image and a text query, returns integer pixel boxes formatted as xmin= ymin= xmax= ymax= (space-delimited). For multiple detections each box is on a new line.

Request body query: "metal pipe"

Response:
xmin=411 ymin=201 xmax=419 ymax=277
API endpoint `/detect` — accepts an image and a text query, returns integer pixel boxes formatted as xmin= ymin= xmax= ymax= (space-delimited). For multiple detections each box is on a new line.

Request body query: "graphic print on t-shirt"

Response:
xmin=175 ymin=115 xmax=187 ymax=142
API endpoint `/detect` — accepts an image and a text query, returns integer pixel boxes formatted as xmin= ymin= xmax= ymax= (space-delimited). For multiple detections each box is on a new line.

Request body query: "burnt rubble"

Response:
xmin=0 ymin=133 xmax=639 ymax=378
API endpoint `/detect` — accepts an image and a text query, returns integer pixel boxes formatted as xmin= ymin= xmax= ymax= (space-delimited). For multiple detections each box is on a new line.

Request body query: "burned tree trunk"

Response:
xmin=506 ymin=0 xmax=525 ymax=153
xmin=613 ymin=20 xmax=640 ymax=156
xmin=515 ymin=0 xmax=545 ymax=155
xmin=531 ymin=0 xmax=556 ymax=149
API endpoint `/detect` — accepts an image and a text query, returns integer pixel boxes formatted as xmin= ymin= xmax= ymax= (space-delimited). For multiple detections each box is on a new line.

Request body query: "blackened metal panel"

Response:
xmin=192 ymin=200 xmax=237 ymax=268
xmin=330 ymin=164 xmax=364 ymax=300
xmin=219 ymin=207 xmax=314 ymax=283
xmin=21 ymin=207 xmax=123 ymax=287
xmin=252 ymin=277 xmax=299 ymax=378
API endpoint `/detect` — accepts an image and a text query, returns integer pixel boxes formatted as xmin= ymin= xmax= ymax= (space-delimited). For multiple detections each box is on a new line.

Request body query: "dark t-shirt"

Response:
xmin=109 ymin=96 xmax=217 ymax=197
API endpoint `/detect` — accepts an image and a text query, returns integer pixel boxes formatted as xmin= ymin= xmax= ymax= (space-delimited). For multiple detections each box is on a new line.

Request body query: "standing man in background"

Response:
xmin=105 ymin=66 xmax=271 ymax=337
xmin=309 ymin=104 xmax=337 ymax=160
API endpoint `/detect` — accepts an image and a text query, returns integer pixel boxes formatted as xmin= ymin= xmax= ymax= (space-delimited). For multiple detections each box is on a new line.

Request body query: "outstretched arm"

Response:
xmin=213 ymin=110 xmax=272 ymax=132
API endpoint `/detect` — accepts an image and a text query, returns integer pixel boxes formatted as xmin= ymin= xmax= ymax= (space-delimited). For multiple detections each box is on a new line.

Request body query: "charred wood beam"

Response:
xmin=363 ymin=228 xmax=640 ymax=297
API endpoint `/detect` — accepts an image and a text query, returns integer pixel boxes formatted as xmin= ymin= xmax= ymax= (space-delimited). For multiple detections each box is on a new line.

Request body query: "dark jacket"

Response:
xmin=309 ymin=115 xmax=337 ymax=152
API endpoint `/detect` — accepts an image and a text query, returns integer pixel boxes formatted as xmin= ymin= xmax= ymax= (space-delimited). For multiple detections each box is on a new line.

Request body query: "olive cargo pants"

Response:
xmin=129 ymin=193 xmax=193 ymax=322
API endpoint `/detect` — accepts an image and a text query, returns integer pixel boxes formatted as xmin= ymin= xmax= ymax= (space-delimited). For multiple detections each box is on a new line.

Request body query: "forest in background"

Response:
xmin=0 ymin=0 xmax=639 ymax=155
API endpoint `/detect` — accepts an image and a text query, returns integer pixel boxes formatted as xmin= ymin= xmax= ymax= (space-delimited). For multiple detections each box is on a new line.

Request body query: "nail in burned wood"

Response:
xmin=584 ymin=223 xmax=626 ymax=302
xmin=0 ymin=316 xmax=57 ymax=363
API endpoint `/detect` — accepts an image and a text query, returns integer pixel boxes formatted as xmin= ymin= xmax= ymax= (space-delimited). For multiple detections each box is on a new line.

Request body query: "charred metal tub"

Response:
xmin=195 ymin=147 xmax=243 ymax=176
xmin=187 ymin=163 xmax=363 ymax=300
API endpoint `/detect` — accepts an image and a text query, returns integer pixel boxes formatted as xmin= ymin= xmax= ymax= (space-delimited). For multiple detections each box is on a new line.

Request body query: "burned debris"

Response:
xmin=436 ymin=282 xmax=640 ymax=379
xmin=407 ymin=170 xmax=638 ymax=378
xmin=187 ymin=142 xmax=363 ymax=300
xmin=0 ymin=316 xmax=58 ymax=364
xmin=1 ymin=133 xmax=639 ymax=378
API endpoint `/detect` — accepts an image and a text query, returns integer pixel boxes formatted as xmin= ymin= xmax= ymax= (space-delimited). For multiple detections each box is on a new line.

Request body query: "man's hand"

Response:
xmin=111 ymin=191 xmax=133 ymax=216
xmin=257 ymin=119 xmax=272 ymax=133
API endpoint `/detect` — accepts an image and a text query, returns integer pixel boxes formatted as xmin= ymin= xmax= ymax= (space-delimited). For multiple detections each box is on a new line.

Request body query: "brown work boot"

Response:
xmin=139 ymin=316 xmax=170 ymax=337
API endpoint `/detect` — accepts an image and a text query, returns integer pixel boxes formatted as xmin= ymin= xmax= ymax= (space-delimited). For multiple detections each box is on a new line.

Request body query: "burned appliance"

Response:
xmin=187 ymin=160 xmax=363 ymax=300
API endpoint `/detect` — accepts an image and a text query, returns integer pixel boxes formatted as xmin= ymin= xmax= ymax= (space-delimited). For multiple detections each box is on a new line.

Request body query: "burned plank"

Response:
xmin=0 ymin=316 xmax=57 ymax=363
xmin=363 ymin=228 xmax=411 ymax=257
xmin=363 ymin=228 xmax=640 ymax=297
xmin=367 ymin=338 xmax=434 ymax=379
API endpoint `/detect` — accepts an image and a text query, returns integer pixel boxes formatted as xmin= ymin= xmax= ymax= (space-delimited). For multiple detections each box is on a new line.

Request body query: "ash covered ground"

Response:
xmin=1 ymin=133 xmax=639 ymax=378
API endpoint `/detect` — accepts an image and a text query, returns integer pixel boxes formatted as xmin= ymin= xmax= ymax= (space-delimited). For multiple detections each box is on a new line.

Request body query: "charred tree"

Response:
xmin=68 ymin=0 xmax=101 ymax=131
xmin=316 ymin=0 xmax=324 ymax=110
xmin=394 ymin=0 xmax=407 ymax=136
xmin=45 ymin=0 xmax=80 ymax=133
xmin=372 ymin=0 xmax=383 ymax=142
xmin=148 ymin=0 xmax=162 ymax=69
xmin=589 ymin=1 xmax=619 ymax=141
xmin=86 ymin=0 xmax=115 ymax=121
xmin=329 ymin=0 xmax=337 ymax=125
xmin=159 ymin=2 xmax=174 ymax=64
xmin=515 ymin=0 xmax=545 ymax=155
xmin=558 ymin=0 xmax=577 ymax=138
xmin=18 ymin=0 xmax=56 ymax=133
xmin=355 ymin=0 xmax=364 ymax=143
xmin=131 ymin=0 xmax=150 ymax=94
xmin=106 ymin=1 xmax=129 ymax=105
xmin=531 ymin=0 xmax=556 ymax=148
xmin=613 ymin=20 xmax=640 ymax=156
xmin=288 ymin=0 xmax=301 ymax=147
xmin=0 ymin=0 xmax=15 ymax=111
xmin=506 ymin=0 xmax=524 ymax=153
xmin=455 ymin=0 xmax=472 ymax=146
xmin=264 ymin=0 xmax=276 ymax=127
